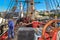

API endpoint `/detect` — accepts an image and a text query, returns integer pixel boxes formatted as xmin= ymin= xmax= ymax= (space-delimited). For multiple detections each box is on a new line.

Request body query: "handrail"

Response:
xmin=0 ymin=24 xmax=8 ymax=37
xmin=0 ymin=30 xmax=8 ymax=37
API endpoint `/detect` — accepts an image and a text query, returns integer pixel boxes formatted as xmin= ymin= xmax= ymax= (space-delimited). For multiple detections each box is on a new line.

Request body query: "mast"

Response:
xmin=19 ymin=2 xmax=23 ymax=18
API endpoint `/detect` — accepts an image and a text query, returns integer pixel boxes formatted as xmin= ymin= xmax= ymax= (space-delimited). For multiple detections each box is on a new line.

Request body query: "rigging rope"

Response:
xmin=11 ymin=0 xmax=18 ymax=12
xmin=6 ymin=0 xmax=13 ymax=12
xmin=48 ymin=0 xmax=52 ymax=10
xmin=55 ymin=0 xmax=60 ymax=8
xmin=52 ymin=0 xmax=57 ymax=9
xmin=49 ymin=0 xmax=54 ymax=10
xmin=44 ymin=0 xmax=49 ymax=10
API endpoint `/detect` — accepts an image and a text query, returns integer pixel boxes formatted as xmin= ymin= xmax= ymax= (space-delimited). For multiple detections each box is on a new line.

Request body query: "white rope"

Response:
xmin=57 ymin=31 xmax=60 ymax=40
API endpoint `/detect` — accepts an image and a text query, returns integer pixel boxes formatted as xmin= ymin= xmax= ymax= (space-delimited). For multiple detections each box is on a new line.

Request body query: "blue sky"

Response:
xmin=0 ymin=0 xmax=10 ymax=12
xmin=0 ymin=0 xmax=46 ymax=12
xmin=0 ymin=0 xmax=60 ymax=12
